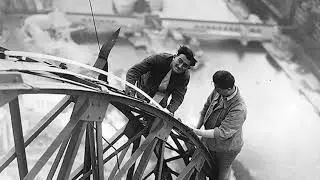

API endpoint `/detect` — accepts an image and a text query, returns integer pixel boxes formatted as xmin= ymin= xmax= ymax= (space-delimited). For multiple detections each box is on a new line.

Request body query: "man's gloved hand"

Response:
xmin=125 ymin=86 xmax=136 ymax=97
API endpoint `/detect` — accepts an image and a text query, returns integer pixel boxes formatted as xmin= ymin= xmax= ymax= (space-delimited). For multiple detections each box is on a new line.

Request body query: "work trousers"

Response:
xmin=199 ymin=149 xmax=240 ymax=180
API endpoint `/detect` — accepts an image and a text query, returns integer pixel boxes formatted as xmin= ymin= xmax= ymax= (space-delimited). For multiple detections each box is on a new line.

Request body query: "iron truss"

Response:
xmin=0 ymin=42 xmax=216 ymax=179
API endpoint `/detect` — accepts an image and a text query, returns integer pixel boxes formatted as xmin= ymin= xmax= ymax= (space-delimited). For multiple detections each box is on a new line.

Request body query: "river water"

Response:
xmin=1 ymin=0 xmax=320 ymax=179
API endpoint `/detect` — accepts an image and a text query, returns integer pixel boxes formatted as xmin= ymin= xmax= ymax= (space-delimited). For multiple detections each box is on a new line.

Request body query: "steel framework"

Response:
xmin=0 ymin=31 xmax=216 ymax=179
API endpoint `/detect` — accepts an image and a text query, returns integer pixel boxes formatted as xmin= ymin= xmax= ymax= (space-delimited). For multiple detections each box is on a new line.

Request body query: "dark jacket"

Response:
xmin=126 ymin=53 xmax=190 ymax=113
xmin=200 ymin=88 xmax=247 ymax=152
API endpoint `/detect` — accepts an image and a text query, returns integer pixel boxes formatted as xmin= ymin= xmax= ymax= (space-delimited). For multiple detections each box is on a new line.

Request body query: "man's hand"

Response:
xmin=163 ymin=108 xmax=174 ymax=116
xmin=192 ymin=128 xmax=202 ymax=136
xmin=125 ymin=86 xmax=136 ymax=97
xmin=186 ymin=124 xmax=202 ymax=138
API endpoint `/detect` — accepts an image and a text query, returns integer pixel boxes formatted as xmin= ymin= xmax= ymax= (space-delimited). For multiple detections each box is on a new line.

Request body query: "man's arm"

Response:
xmin=193 ymin=104 xmax=246 ymax=138
xmin=193 ymin=128 xmax=215 ymax=138
xmin=213 ymin=106 xmax=246 ymax=140
xmin=196 ymin=91 xmax=214 ymax=129
xmin=166 ymin=85 xmax=187 ymax=113
xmin=125 ymin=54 xmax=160 ymax=95
xmin=166 ymin=74 xmax=190 ymax=113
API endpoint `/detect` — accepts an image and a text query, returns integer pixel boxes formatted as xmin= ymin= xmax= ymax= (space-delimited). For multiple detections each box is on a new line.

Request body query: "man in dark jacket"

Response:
xmin=125 ymin=46 xmax=197 ymax=113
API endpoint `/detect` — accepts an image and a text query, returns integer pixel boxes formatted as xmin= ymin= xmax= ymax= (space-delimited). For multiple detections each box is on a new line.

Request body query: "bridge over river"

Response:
xmin=3 ymin=0 xmax=278 ymax=46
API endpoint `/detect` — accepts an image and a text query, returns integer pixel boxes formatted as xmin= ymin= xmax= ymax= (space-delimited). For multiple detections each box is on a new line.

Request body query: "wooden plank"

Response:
xmin=170 ymin=133 xmax=189 ymax=164
xmin=126 ymin=137 xmax=141 ymax=179
xmin=176 ymin=151 xmax=203 ymax=180
xmin=72 ymin=128 xmax=148 ymax=179
xmin=69 ymin=164 xmax=85 ymax=180
xmin=177 ymin=163 xmax=196 ymax=180
xmin=74 ymin=127 xmax=147 ymax=179
xmin=113 ymin=135 xmax=155 ymax=179
xmin=0 ymin=60 xmax=98 ymax=85
xmin=183 ymin=168 xmax=195 ymax=180
xmin=152 ymin=121 xmax=173 ymax=180
xmin=0 ymin=72 xmax=32 ymax=91
xmin=143 ymin=170 xmax=154 ymax=180
xmin=0 ymin=73 xmax=26 ymax=106
xmin=102 ymin=126 xmax=148 ymax=164
xmin=70 ymin=124 xmax=97 ymax=180
xmin=108 ymin=145 xmax=130 ymax=180
xmin=80 ymin=98 xmax=109 ymax=179
xmin=113 ymin=127 xmax=161 ymax=179
xmin=0 ymin=62 xmax=102 ymax=91
xmin=0 ymin=72 xmax=99 ymax=93
xmin=103 ymin=126 xmax=125 ymax=153
xmin=114 ymin=120 xmax=172 ymax=179
xmin=9 ymin=97 xmax=28 ymax=179
xmin=0 ymin=96 xmax=71 ymax=173
xmin=19 ymin=73 xmax=99 ymax=92
xmin=194 ymin=170 xmax=201 ymax=180
xmin=69 ymin=125 xmax=126 ymax=180
xmin=57 ymin=121 xmax=87 ymax=179
xmin=27 ymin=71 xmax=101 ymax=91
xmin=155 ymin=141 xmax=165 ymax=180
xmin=79 ymin=98 xmax=109 ymax=122
xmin=46 ymin=138 xmax=71 ymax=180
xmin=82 ymin=125 xmax=92 ymax=180
xmin=0 ymin=91 xmax=18 ymax=107
xmin=94 ymin=28 xmax=120 ymax=82
xmin=95 ymin=122 xmax=104 ymax=179
xmin=133 ymin=138 xmax=158 ymax=180
xmin=23 ymin=118 xmax=78 ymax=180
xmin=23 ymin=97 xmax=88 ymax=180
xmin=88 ymin=124 xmax=98 ymax=180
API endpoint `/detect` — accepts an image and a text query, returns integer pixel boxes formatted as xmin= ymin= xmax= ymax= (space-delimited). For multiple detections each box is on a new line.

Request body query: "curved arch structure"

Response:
xmin=0 ymin=49 xmax=217 ymax=179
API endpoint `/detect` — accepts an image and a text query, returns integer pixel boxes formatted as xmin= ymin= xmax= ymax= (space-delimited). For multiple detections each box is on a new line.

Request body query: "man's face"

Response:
xmin=171 ymin=54 xmax=191 ymax=74
xmin=214 ymin=83 xmax=233 ymax=97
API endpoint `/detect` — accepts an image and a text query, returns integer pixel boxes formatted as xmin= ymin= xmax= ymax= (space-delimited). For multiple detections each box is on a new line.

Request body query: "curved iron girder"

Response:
xmin=94 ymin=28 xmax=121 ymax=82
xmin=1 ymin=84 xmax=217 ymax=179
xmin=0 ymin=44 xmax=217 ymax=179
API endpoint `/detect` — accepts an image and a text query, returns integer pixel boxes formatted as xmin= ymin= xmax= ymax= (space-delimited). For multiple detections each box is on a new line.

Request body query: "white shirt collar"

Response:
xmin=226 ymin=87 xmax=237 ymax=101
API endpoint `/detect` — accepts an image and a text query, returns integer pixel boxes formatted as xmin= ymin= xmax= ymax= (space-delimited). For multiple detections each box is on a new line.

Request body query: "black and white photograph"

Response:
xmin=0 ymin=0 xmax=319 ymax=179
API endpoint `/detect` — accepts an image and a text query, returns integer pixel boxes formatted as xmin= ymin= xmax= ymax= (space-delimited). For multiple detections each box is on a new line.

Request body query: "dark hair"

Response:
xmin=212 ymin=70 xmax=235 ymax=89
xmin=177 ymin=46 xmax=197 ymax=66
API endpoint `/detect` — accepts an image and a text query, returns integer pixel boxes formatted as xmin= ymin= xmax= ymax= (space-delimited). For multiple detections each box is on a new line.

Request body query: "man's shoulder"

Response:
xmin=153 ymin=53 xmax=173 ymax=60
xmin=145 ymin=53 xmax=173 ymax=65
xmin=232 ymin=91 xmax=247 ymax=113
xmin=183 ymin=70 xmax=191 ymax=79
